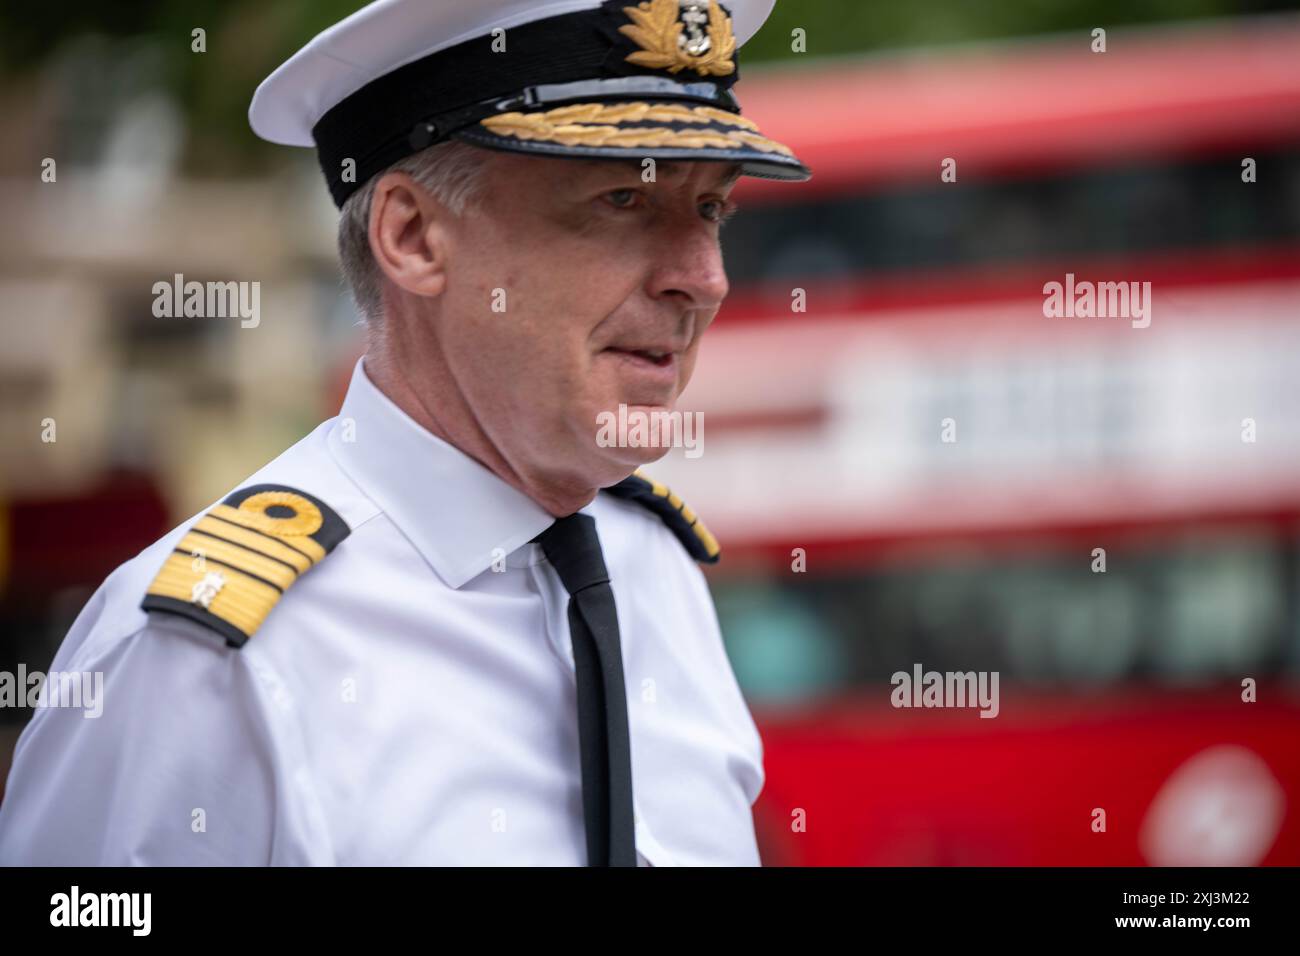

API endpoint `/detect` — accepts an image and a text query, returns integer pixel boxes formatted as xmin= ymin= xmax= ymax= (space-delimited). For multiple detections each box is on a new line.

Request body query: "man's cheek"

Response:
xmin=678 ymin=350 xmax=701 ymax=388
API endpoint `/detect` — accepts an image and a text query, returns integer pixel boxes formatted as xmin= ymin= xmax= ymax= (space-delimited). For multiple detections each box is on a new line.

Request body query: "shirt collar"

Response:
xmin=327 ymin=357 xmax=556 ymax=589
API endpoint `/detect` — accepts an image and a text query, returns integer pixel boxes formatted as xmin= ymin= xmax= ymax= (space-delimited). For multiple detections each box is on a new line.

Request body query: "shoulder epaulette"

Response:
xmin=603 ymin=469 xmax=720 ymax=564
xmin=141 ymin=483 xmax=351 ymax=648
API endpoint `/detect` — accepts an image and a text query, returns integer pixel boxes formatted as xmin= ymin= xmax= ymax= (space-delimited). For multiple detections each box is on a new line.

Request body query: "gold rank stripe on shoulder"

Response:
xmin=141 ymin=484 xmax=350 ymax=648
xmin=602 ymin=468 xmax=720 ymax=563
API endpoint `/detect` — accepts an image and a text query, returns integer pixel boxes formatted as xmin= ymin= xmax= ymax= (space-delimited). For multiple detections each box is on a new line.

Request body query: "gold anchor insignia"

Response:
xmin=619 ymin=0 xmax=737 ymax=77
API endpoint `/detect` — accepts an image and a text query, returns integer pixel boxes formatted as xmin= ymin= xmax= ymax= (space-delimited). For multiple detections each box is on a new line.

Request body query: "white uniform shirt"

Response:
xmin=0 ymin=359 xmax=765 ymax=865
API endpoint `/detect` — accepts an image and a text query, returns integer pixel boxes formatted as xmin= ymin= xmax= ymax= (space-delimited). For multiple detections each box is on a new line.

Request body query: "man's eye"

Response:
xmin=700 ymin=198 xmax=737 ymax=224
xmin=603 ymin=189 xmax=641 ymax=209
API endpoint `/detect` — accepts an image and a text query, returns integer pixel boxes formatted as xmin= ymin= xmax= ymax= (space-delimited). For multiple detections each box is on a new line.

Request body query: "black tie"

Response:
xmin=536 ymin=513 xmax=637 ymax=867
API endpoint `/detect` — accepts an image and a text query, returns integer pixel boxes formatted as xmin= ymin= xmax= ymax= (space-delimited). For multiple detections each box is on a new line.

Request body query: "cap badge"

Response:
xmin=619 ymin=0 xmax=737 ymax=77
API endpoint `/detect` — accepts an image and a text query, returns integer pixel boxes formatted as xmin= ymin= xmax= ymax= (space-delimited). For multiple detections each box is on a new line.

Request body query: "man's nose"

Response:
xmin=645 ymin=219 xmax=730 ymax=315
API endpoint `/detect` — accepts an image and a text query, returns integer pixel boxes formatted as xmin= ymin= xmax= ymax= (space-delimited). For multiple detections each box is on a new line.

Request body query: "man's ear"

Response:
xmin=368 ymin=171 xmax=450 ymax=299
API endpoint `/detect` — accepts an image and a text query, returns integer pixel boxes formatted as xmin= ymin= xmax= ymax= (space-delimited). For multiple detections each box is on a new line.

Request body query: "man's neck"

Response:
xmin=360 ymin=348 xmax=597 ymax=518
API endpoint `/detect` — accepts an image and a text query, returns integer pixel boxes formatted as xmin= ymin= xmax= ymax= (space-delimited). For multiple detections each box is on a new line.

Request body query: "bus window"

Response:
xmin=714 ymin=530 xmax=1295 ymax=705
xmin=721 ymin=144 xmax=1300 ymax=289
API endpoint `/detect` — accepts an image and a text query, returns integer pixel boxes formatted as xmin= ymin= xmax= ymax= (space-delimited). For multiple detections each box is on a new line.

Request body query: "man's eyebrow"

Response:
xmin=657 ymin=161 xmax=743 ymax=188
xmin=575 ymin=159 xmax=644 ymax=175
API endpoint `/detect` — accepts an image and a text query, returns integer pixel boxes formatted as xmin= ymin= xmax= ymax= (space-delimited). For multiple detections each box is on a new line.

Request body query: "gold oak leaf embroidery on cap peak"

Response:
xmin=479 ymin=101 xmax=795 ymax=156
xmin=619 ymin=0 xmax=737 ymax=77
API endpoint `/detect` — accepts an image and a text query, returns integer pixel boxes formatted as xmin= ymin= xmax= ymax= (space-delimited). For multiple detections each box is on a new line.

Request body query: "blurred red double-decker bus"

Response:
xmin=654 ymin=17 xmax=1300 ymax=866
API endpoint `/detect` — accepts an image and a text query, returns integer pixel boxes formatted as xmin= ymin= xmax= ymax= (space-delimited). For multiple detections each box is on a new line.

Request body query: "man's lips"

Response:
xmin=601 ymin=346 xmax=680 ymax=386
xmin=603 ymin=346 xmax=675 ymax=368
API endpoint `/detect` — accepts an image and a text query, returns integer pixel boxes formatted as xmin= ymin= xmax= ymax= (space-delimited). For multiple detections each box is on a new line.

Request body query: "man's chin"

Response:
xmin=584 ymin=425 xmax=667 ymax=479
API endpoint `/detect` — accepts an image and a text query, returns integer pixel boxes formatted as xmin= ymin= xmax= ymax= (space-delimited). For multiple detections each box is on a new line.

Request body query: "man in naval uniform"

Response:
xmin=0 ymin=0 xmax=808 ymax=865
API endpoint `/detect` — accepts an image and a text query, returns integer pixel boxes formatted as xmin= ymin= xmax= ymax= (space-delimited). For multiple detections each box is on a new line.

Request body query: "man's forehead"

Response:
xmin=571 ymin=158 xmax=743 ymax=186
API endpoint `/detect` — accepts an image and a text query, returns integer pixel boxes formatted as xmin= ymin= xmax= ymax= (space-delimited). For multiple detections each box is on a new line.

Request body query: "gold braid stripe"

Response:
xmin=631 ymin=468 xmax=721 ymax=560
xmin=480 ymin=104 xmax=794 ymax=158
xmin=149 ymin=553 xmax=280 ymax=636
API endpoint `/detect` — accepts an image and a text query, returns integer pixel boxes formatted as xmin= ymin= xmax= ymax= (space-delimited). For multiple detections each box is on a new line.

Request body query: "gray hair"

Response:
xmin=337 ymin=139 xmax=490 ymax=322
